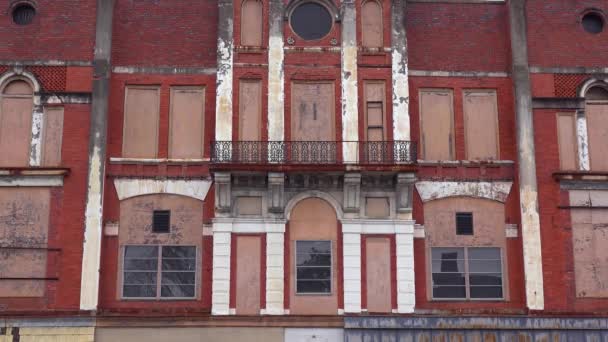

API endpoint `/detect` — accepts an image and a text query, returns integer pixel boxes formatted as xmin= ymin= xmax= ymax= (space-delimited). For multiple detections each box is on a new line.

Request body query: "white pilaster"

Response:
xmin=342 ymin=230 xmax=362 ymax=313
xmin=211 ymin=223 xmax=232 ymax=315
xmin=395 ymin=222 xmax=415 ymax=313
xmin=266 ymin=225 xmax=285 ymax=315
xmin=576 ymin=110 xmax=590 ymax=171
xmin=341 ymin=0 xmax=359 ymax=163
xmin=29 ymin=107 xmax=44 ymax=166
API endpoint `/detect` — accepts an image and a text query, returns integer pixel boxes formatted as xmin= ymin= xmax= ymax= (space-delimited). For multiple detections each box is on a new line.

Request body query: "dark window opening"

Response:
xmin=456 ymin=212 xmax=474 ymax=235
xmin=582 ymin=12 xmax=604 ymax=34
xmin=296 ymin=240 xmax=332 ymax=294
xmin=152 ymin=210 xmax=171 ymax=233
xmin=290 ymin=2 xmax=333 ymax=40
xmin=12 ymin=4 xmax=36 ymax=26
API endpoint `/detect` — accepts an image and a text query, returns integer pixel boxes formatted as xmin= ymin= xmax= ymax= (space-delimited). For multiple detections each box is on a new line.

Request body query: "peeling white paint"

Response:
xmin=267 ymin=35 xmax=285 ymax=144
xmin=576 ymin=111 xmax=590 ymax=171
xmin=392 ymin=49 xmax=410 ymax=141
xmin=29 ymin=108 xmax=44 ymax=167
xmin=519 ymin=186 xmax=544 ymax=310
xmin=80 ymin=144 xmax=104 ymax=310
xmin=113 ymin=178 xmax=212 ymax=201
xmin=341 ymin=3 xmax=358 ymax=164
xmin=215 ymin=37 xmax=234 ymax=142
xmin=415 ymin=181 xmax=513 ymax=203
xmin=0 ymin=175 xmax=63 ymax=187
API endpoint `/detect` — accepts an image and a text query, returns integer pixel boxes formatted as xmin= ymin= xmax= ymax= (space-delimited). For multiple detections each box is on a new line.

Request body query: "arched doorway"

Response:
xmin=288 ymin=197 xmax=339 ymax=315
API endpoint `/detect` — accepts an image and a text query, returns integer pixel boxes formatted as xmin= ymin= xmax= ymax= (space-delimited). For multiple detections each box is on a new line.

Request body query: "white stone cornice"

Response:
xmin=341 ymin=219 xmax=415 ymax=234
xmin=113 ymin=178 xmax=212 ymax=201
xmin=415 ymin=181 xmax=513 ymax=203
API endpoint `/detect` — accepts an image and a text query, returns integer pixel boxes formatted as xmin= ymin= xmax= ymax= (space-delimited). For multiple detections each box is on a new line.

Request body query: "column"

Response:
xmin=341 ymin=0 xmax=359 ymax=163
xmin=265 ymin=222 xmax=286 ymax=315
xmin=211 ymin=222 xmax=232 ymax=315
xmin=395 ymin=221 xmax=415 ymax=313
xmin=341 ymin=222 xmax=362 ymax=313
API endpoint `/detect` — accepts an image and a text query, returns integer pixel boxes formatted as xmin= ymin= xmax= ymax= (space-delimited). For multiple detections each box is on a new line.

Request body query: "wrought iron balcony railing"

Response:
xmin=211 ymin=141 xmax=417 ymax=165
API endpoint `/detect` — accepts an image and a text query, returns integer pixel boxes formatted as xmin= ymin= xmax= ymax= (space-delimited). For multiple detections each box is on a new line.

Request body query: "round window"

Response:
xmin=582 ymin=12 xmax=604 ymax=34
xmin=12 ymin=3 xmax=36 ymax=26
xmin=290 ymin=2 xmax=333 ymax=41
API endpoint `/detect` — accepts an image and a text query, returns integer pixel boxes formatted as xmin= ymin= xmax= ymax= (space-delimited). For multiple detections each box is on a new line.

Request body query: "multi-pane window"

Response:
xmin=431 ymin=247 xmax=503 ymax=300
xmin=122 ymin=245 xmax=197 ymax=299
xmin=295 ymin=241 xmax=331 ymax=294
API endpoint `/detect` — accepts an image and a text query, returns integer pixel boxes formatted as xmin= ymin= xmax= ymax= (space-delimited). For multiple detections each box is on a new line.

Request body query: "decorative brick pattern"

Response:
xmin=554 ymin=74 xmax=588 ymax=98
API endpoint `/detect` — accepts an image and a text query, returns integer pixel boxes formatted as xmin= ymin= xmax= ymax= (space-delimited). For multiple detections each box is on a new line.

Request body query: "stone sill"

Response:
xmin=0 ymin=167 xmax=69 ymax=187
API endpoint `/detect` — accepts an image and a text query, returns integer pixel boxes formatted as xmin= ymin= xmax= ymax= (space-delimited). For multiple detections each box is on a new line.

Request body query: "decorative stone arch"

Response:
xmin=284 ymin=190 xmax=343 ymax=220
xmin=113 ymin=178 xmax=213 ymax=202
xmin=415 ymin=181 xmax=513 ymax=203
xmin=284 ymin=0 xmax=341 ymax=22
xmin=575 ymin=78 xmax=608 ymax=171
xmin=578 ymin=77 xmax=608 ymax=99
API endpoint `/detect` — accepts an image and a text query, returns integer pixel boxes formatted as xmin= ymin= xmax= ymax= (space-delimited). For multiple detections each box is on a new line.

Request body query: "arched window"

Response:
xmin=585 ymin=84 xmax=608 ymax=171
xmin=0 ymin=79 xmax=34 ymax=166
xmin=361 ymin=0 xmax=383 ymax=48
xmin=241 ymin=0 xmax=263 ymax=46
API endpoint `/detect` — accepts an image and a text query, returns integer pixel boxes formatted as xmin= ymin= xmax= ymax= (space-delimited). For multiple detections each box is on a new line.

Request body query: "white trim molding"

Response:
xmin=0 ymin=175 xmax=63 ymax=187
xmin=113 ymin=178 xmax=212 ymax=201
xmin=415 ymin=181 xmax=513 ymax=203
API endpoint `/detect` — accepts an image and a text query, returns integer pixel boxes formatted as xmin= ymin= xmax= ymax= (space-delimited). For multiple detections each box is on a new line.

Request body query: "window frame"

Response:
xmin=120 ymin=244 xmax=198 ymax=300
xmin=429 ymin=246 xmax=505 ymax=301
xmin=294 ymin=240 xmax=333 ymax=295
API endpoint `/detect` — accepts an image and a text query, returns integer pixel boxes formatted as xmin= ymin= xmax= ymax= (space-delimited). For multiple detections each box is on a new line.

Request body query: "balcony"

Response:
xmin=211 ymin=141 xmax=417 ymax=165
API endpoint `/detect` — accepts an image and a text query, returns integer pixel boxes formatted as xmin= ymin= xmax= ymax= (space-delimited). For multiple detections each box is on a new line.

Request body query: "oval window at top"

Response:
xmin=290 ymin=2 xmax=333 ymax=41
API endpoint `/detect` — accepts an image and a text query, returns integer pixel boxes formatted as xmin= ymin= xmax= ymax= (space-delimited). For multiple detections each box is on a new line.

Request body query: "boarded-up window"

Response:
xmin=123 ymin=86 xmax=160 ymax=158
xmin=42 ymin=107 xmax=64 ymax=166
xmin=0 ymin=80 xmax=33 ymax=166
xmin=366 ymin=237 xmax=391 ymax=312
xmin=239 ymin=80 xmax=262 ymax=141
xmin=361 ymin=0 xmax=383 ymax=48
xmin=241 ymin=0 xmax=263 ymax=46
xmin=463 ymin=90 xmax=499 ymax=160
xmin=236 ymin=236 xmax=261 ymax=314
xmin=556 ymin=112 xmax=578 ymax=170
xmin=586 ymin=88 xmax=608 ymax=171
xmin=419 ymin=89 xmax=454 ymax=160
xmin=364 ymin=82 xmax=385 ymax=141
xmin=169 ymin=87 xmax=205 ymax=159
xmin=291 ymin=82 xmax=335 ymax=141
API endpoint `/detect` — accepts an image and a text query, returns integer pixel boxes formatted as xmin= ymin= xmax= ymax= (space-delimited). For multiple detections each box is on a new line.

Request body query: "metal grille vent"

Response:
xmin=152 ymin=210 xmax=171 ymax=233
xmin=12 ymin=4 xmax=36 ymax=26
xmin=456 ymin=212 xmax=473 ymax=236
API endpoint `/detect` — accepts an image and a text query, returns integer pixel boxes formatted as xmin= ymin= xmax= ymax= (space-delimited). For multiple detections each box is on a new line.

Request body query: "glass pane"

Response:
xmin=124 ymin=258 xmax=157 ymax=271
xmin=162 ymin=258 xmax=196 ymax=271
xmin=296 ymin=241 xmax=331 ymax=254
xmin=431 ymin=259 xmax=465 ymax=273
xmin=468 ymin=260 xmax=501 ymax=273
xmin=297 ymin=267 xmax=331 ymax=280
xmin=431 ymin=248 xmax=465 ymax=260
xmin=125 ymin=246 xmax=158 ymax=258
xmin=432 ymin=286 xmax=466 ymax=299
xmin=123 ymin=285 xmax=156 ymax=298
xmin=469 ymin=273 xmax=502 ymax=286
xmin=296 ymin=280 xmax=331 ymax=294
xmin=162 ymin=246 xmax=196 ymax=258
xmin=123 ymin=271 xmax=157 ymax=285
xmin=296 ymin=253 xmax=331 ymax=267
xmin=432 ymin=272 xmax=465 ymax=286
xmin=161 ymin=271 xmax=196 ymax=285
xmin=161 ymin=285 xmax=195 ymax=298
xmin=470 ymin=286 xmax=503 ymax=299
xmin=290 ymin=2 xmax=332 ymax=40
xmin=468 ymin=247 xmax=500 ymax=260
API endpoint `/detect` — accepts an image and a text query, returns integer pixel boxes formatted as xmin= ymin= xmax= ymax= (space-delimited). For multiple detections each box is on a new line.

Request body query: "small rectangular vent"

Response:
xmin=456 ymin=212 xmax=473 ymax=235
xmin=152 ymin=210 xmax=171 ymax=233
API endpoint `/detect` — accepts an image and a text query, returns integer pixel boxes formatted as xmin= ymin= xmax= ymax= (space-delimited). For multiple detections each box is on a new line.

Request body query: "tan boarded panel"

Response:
xmin=169 ymin=87 xmax=205 ymax=159
xmin=122 ymin=86 xmax=160 ymax=158
xmin=571 ymin=208 xmax=608 ymax=298
xmin=241 ymin=0 xmax=263 ymax=46
xmin=0 ymin=280 xmax=45 ymax=297
xmin=291 ymin=82 xmax=335 ymax=141
xmin=289 ymin=198 xmax=338 ymax=315
xmin=96 ymin=327 xmax=284 ymax=342
xmin=238 ymin=80 xmax=262 ymax=141
xmin=42 ymin=107 xmax=64 ymax=166
xmin=0 ymin=188 xmax=51 ymax=247
xmin=365 ymin=197 xmax=389 ymax=218
xmin=420 ymin=90 xmax=454 ymax=160
xmin=463 ymin=90 xmax=499 ymax=160
xmin=0 ymin=96 xmax=33 ymax=166
xmin=236 ymin=196 xmax=263 ymax=216
xmin=587 ymin=103 xmax=608 ymax=171
xmin=556 ymin=113 xmax=578 ymax=170
xmin=236 ymin=236 xmax=261 ymax=315
xmin=361 ymin=0 xmax=383 ymax=48
xmin=366 ymin=237 xmax=391 ymax=312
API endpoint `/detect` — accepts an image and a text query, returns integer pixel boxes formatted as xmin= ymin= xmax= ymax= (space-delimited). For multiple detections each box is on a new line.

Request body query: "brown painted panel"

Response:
xmin=361 ymin=0 xmax=383 ymax=48
xmin=587 ymin=103 xmax=608 ymax=171
xmin=236 ymin=196 xmax=263 ymax=216
xmin=122 ymin=86 xmax=160 ymax=158
xmin=0 ymin=81 xmax=33 ymax=166
xmin=291 ymin=82 xmax=335 ymax=141
xmin=289 ymin=198 xmax=338 ymax=315
xmin=365 ymin=197 xmax=389 ymax=218
xmin=366 ymin=237 xmax=391 ymax=313
xmin=241 ymin=0 xmax=263 ymax=46
xmin=236 ymin=236 xmax=261 ymax=314
xmin=463 ymin=90 xmax=499 ymax=160
xmin=238 ymin=80 xmax=262 ymax=141
xmin=169 ymin=87 xmax=205 ymax=159
xmin=420 ymin=90 xmax=454 ymax=160
xmin=42 ymin=107 xmax=64 ymax=166
xmin=556 ymin=113 xmax=578 ymax=170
